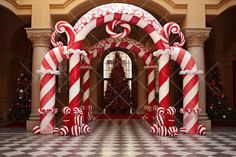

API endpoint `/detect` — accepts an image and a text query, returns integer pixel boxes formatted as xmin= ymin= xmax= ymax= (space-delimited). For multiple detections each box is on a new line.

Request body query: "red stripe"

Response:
xmin=119 ymin=42 xmax=129 ymax=48
xmin=183 ymin=75 xmax=198 ymax=97
xmin=143 ymin=24 xmax=155 ymax=34
xmin=184 ymin=57 xmax=196 ymax=70
xmin=97 ymin=17 xmax=104 ymax=27
xmin=114 ymin=13 xmax=122 ymax=21
xmin=159 ymin=93 xmax=169 ymax=109
xmin=40 ymin=85 xmax=56 ymax=108
xmin=69 ymin=96 xmax=80 ymax=109
xmin=49 ymin=50 xmax=59 ymax=66
xmin=72 ymin=41 xmax=83 ymax=49
xmin=42 ymin=59 xmax=52 ymax=70
xmin=184 ymin=93 xmax=199 ymax=110
xmin=59 ymin=47 xmax=67 ymax=60
xmin=69 ymin=63 xmax=80 ymax=88
xmin=130 ymin=16 xmax=140 ymax=25
xmin=155 ymin=40 xmax=165 ymax=50
xmin=83 ymin=80 xmax=89 ymax=92
xmin=159 ymin=63 xmax=169 ymax=86
xmin=176 ymin=48 xmax=185 ymax=65
xmin=188 ymin=121 xmax=199 ymax=134
xmin=40 ymin=75 xmax=54 ymax=91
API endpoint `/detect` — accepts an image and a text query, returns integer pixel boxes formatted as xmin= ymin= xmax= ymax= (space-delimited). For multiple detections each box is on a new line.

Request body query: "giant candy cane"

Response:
xmin=154 ymin=47 xmax=203 ymax=134
xmin=37 ymin=46 xmax=69 ymax=134
xmin=157 ymin=22 xmax=186 ymax=126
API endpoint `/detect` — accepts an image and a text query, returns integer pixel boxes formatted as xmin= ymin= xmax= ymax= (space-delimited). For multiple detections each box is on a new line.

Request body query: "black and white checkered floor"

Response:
xmin=0 ymin=119 xmax=236 ymax=156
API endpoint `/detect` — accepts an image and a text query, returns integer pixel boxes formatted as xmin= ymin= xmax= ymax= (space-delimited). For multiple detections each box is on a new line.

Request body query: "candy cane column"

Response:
xmin=82 ymin=65 xmax=91 ymax=124
xmin=68 ymin=49 xmax=87 ymax=126
xmin=144 ymin=66 xmax=156 ymax=123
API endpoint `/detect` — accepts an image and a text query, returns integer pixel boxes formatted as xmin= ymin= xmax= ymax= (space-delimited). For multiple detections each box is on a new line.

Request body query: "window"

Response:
xmin=103 ymin=51 xmax=132 ymax=94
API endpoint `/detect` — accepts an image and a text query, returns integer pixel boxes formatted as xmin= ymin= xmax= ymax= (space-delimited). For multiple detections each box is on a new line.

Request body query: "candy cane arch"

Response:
xmin=154 ymin=47 xmax=202 ymax=134
xmin=39 ymin=3 xmax=166 ymax=135
xmin=82 ymin=37 xmax=155 ymax=122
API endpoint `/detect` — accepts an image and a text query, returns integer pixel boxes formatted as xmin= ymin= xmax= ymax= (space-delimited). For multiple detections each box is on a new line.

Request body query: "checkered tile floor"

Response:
xmin=0 ymin=119 xmax=236 ymax=156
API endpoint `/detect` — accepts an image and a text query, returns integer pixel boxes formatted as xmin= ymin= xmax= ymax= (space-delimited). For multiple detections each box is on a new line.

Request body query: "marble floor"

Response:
xmin=0 ymin=119 xmax=236 ymax=156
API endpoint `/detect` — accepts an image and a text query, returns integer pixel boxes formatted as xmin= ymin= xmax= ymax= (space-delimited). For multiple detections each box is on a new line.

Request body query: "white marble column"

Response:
xmin=184 ymin=28 xmax=212 ymax=129
xmin=25 ymin=28 xmax=52 ymax=131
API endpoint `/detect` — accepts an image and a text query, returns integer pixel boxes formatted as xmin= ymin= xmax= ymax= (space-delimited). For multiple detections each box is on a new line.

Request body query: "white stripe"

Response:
xmin=43 ymin=94 xmax=56 ymax=109
xmin=121 ymin=14 xmax=132 ymax=21
xmin=183 ymin=83 xmax=198 ymax=108
xmin=83 ymin=70 xmax=90 ymax=82
xmin=126 ymin=44 xmax=133 ymax=49
xmin=104 ymin=43 xmax=112 ymax=51
xmin=69 ymin=53 xmax=80 ymax=71
xmin=54 ymin=48 xmax=63 ymax=63
xmin=159 ymin=54 xmax=169 ymax=70
xmin=75 ymin=20 xmax=96 ymax=41
xmin=69 ymin=79 xmax=80 ymax=102
xmin=180 ymin=52 xmax=191 ymax=70
xmin=40 ymin=76 xmax=55 ymax=99
xmin=45 ymin=53 xmax=56 ymax=69
xmin=148 ymin=90 xmax=155 ymax=104
xmin=148 ymin=70 xmax=155 ymax=85
xmin=83 ymin=89 xmax=90 ymax=101
xmin=104 ymin=14 xmax=114 ymax=23
xmin=137 ymin=19 xmax=148 ymax=29
xmin=149 ymin=31 xmax=160 ymax=44
xmin=170 ymin=47 xmax=180 ymax=61
xmin=115 ymin=42 xmax=120 ymax=47
xmin=184 ymin=113 xmax=198 ymax=133
xmin=183 ymin=75 xmax=195 ymax=88
xmin=40 ymin=113 xmax=54 ymax=134
xmin=138 ymin=50 xmax=145 ymax=57
xmin=159 ymin=78 xmax=169 ymax=103
xmin=145 ymin=54 xmax=152 ymax=65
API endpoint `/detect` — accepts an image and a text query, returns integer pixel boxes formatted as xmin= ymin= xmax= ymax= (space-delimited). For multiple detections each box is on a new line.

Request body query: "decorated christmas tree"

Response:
xmin=7 ymin=72 xmax=31 ymax=121
xmin=206 ymin=67 xmax=232 ymax=120
xmin=104 ymin=52 xmax=132 ymax=114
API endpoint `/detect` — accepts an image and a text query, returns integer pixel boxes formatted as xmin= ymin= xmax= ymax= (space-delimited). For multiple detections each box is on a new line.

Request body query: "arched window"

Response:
xmin=103 ymin=50 xmax=132 ymax=94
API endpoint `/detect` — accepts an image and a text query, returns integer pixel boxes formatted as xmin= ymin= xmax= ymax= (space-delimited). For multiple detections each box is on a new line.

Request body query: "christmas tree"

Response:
xmin=7 ymin=72 xmax=31 ymax=121
xmin=104 ymin=52 xmax=132 ymax=114
xmin=206 ymin=67 xmax=232 ymax=120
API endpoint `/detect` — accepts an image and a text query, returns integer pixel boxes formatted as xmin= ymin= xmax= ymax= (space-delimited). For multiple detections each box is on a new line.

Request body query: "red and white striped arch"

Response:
xmin=82 ymin=37 xmax=156 ymax=122
xmin=38 ymin=3 xmax=203 ymax=135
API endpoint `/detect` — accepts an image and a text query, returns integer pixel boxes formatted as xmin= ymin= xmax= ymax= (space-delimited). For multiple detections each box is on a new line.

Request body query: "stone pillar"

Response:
xmin=184 ymin=28 xmax=212 ymax=130
xmin=25 ymin=28 xmax=52 ymax=131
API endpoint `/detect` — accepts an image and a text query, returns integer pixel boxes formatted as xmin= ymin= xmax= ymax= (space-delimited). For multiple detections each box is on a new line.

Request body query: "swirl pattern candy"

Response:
xmin=168 ymin=126 xmax=178 ymax=137
xmin=73 ymin=107 xmax=83 ymax=115
xmin=155 ymin=114 xmax=165 ymax=127
xmin=71 ymin=125 xmax=81 ymax=136
xmin=106 ymin=20 xmax=131 ymax=38
xmin=167 ymin=106 xmax=176 ymax=115
xmin=155 ymin=107 xmax=165 ymax=115
xmin=151 ymin=124 xmax=158 ymax=134
xmin=59 ymin=126 xmax=69 ymax=136
xmin=81 ymin=124 xmax=90 ymax=134
xmin=52 ymin=21 xmax=75 ymax=48
xmin=74 ymin=115 xmax=84 ymax=126
xmin=158 ymin=126 xmax=168 ymax=136
xmin=160 ymin=22 xmax=185 ymax=49
xmin=53 ymin=127 xmax=60 ymax=135
xmin=197 ymin=125 xmax=206 ymax=135
xmin=62 ymin=106 xmax=71 ymax=114
xmin=33 ymin=126 xmax=40 ymax=135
